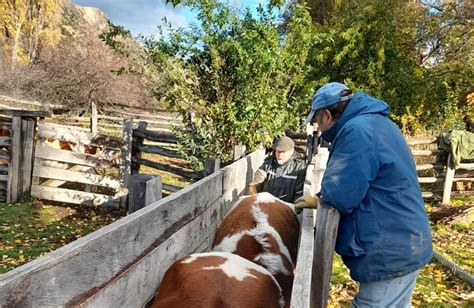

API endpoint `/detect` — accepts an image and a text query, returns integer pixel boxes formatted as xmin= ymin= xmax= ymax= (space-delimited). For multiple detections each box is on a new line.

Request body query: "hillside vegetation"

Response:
xmin=0 ymin=0 xmax=154 ymax=112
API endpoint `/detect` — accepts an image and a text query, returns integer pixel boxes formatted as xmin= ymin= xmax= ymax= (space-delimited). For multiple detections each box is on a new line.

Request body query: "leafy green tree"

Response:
xmin=104 ymin=0 xmax=314 ymax=168
xmin=301 ymin=0 xmax=473 ymax=134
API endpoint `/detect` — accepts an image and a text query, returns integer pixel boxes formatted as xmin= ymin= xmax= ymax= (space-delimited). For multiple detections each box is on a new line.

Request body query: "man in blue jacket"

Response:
xmin=296 ymin=82 xmax=432 ymax=307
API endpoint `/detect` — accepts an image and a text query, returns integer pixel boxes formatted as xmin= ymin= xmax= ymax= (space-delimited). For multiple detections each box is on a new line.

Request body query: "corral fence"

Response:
xmin=0 ymin=149 xmax=266 ymax=307
xmin=407 ymin=136 xmax=474 ymax=203
xmin=31 ymin=121 xmax=131 ymax=207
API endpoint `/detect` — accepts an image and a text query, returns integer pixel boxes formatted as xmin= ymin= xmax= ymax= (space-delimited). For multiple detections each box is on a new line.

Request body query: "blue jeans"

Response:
xmin=352 ymin=270 xmax=419 ymax=308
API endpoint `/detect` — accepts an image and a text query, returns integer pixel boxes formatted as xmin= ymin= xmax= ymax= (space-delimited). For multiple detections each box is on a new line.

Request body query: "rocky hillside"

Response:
xmin=0 ymin=0 xmax=154 ymax=112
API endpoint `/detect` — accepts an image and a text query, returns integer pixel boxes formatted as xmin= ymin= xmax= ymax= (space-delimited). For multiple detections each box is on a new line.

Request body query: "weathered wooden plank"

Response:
xmin=0 ymin=110 xmax=51 ymax=117
xmin=290 ymin=208 xmax=315 ymax=308
xmin=132 ymin=128 xmax=177 ymax=144
xmin=0 ymin=174 xmax=8 ymax=181
xmin=37 ymin=122 xmax=94 ymax=144
xmin=406 ymin=137 xmax=437 ymax=145
xmin=103 ymin=108 xmax=181 ymax=122
xmin=19 ymin=118 xmax=36 ymax=200
xmin=131 ymin=121 xmax=147 ymax=175
xmin=451 ymin=190 xmax=474 ymax=196
xmin=411 ymin=149 xmax=441 ymax=156
xmin=458 ymin=163 xmax=474 ymax=170
xmin=77 ymin=197 xmax=225 ymax=308
xmin=33 ymin=165 xmax=121 ymax=189
xmin=308 ymin=148 xmax=338 ymax=308
xmin=0 ymin=137 xmax=10 ymax=147
xmin=35 ymin=145 xmax=117 ymax=168
xmin=138 ymin=145 xmax=183 ymax=159
xmin=422 ymin=192 xmax=434 ymax=198
xmin=7 ymin=116 xmax=21 ymax=203
xmin=452 ymin=177 xmax=474 ymax=182
xmin=128 ymin=174 xmax=162 ymax=214
xmin=98 ymin=115 xmax=183 ymax=127
xmin=38 ymin=162 xmax=92 ymax=188
xmin=91 ymin=102 xmax=98 ymax=134
xmin=31 ymin=185 xmax=126 ymax=206
xmin=119 ymin=118 xmax=133 ymax=188
xmin=442 ymin=154 xmax=455 ymax=204
xmin=416 ymin=163 xmax=444 ymax=171
xmin=161 ymin=183 xmax=182 ymax=192
xmin=204 ymin=158 xmax=221 ymax=177
xmin=134 ymin=157 xmax=201 ymax=180
xmin=311 ymin=203 xmax=340 ymax=308
xmin=233 ymin=144 xmax=246 ymax=161
xmin=0 ymin=172 xmax=223 ymax=307
xmin=418 ymin=177 xmax=444 ymax=183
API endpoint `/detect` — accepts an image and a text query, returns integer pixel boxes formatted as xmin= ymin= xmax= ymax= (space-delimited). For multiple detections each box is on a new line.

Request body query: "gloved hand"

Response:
xmin=294 ymin=195 xmax=319 ymax=209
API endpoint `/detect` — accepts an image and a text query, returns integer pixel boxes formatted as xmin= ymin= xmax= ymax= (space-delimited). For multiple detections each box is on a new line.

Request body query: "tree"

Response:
xmin=104 ymin=0 xmax=314 ymax=168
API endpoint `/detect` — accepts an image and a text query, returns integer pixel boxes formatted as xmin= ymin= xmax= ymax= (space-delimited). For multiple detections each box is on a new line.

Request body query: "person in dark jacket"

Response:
xmin=295 ymin=82 xmax=432 ymax=307
xmin=248 ymin=136 xmax=306 ymax=203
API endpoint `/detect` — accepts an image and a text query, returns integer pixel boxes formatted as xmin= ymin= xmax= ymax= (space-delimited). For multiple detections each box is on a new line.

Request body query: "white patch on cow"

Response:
xmin=253 ymin=252 xmax=289 ymax=276
xmin=250 ymin=204 xmax=294 ymax=270
xmin=255 ymin=192 xmax=278 ymax=203
xmin=181 ymin=252 xmax=282 ymax=292
xmin=212 ymin=231 xmax=246 ymax=253
xmin=255 ymin=192 xmax=296 ymax=213
xmin=181 ymin=254 xmax=200 ymax=264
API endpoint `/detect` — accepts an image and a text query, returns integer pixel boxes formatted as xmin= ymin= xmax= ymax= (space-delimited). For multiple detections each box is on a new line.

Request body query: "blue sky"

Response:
xmin=72 ymin=0 xmax=267 ymax=37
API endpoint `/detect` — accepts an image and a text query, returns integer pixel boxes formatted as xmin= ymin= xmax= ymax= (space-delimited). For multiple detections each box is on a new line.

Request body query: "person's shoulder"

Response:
xmin=291 ymin=157 xmax=306 ymax=169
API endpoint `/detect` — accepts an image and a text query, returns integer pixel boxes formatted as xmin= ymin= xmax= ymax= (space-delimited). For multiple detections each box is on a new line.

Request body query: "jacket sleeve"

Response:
xmin=321 ymin=124 xmax=379 ymax=215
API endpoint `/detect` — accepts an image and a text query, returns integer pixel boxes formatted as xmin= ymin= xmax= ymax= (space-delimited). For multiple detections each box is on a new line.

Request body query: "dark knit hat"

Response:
xmin=272 ymin=136 xmax=295 ymax=151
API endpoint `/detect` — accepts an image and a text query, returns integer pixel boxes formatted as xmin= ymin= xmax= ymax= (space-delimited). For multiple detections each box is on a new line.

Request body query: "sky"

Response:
xmin=72 ymin=0 xmax=267 ymax=37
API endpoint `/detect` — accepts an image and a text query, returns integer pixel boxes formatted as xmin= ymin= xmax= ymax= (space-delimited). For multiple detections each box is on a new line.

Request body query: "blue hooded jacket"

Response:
xmin=320 ymin=91 xmax=433 ymax=282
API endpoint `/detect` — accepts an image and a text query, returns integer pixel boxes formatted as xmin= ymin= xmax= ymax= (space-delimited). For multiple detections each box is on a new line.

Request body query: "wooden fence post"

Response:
xmin=233 ymin=144 xmax=246 ymax=161
xmin=309 ymin=147 xmax=340 ymax=308
xmin=128 ymin=174 xmax=162 ymax=214
xmin=120 ymin=118 xmax=133 ymax=208
xmin=19 ymin=117 xmax=36 ymax=200
xmin=204 ymin=158 xmax=221 ymax=176
xmin=442 ymin=154 xmax=455 ymax=204
xmin=90 ymin=101 xmax=98 ymax=134
xmin=7 ymin=116 xmax=21 ymax=203
xmin=131 ymin=121 xmax=148 ymax=175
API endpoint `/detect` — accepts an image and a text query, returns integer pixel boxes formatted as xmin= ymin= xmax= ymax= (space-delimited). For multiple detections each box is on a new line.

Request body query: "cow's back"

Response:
xmin=212 ymin=193 xmax=300 ymax=305
xmin=151 ymin=252 xmax=284 ymax=308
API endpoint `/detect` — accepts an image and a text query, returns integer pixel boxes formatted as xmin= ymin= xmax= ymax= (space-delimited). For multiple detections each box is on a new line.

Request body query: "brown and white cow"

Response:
xmin=212 ymin=192 xmax=300 ymax=306
xmin=151 ymin=252 xmax=284 ymax=308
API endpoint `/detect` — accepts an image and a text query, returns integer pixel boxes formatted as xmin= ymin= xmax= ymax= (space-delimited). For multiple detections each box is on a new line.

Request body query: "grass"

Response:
xmin=0 ymin=201 xmax=125 ymax=274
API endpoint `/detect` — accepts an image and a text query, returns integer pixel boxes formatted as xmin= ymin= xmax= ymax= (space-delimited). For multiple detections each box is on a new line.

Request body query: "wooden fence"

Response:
xmin=407 ymin=136 xmax=474 ymax=202
xmin=0 ymin=149 xmax=266 ymax=307
xmin=131 ymin=122 xmax=203 ymax=194
xmin=31 ymin=121 xmax=130 ymax=207
xmin=0 ymin=110 xmax=51 ymax=203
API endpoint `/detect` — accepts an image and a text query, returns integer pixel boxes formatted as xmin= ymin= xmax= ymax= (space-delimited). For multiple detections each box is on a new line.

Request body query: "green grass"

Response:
xmin=0 ymin=201 xmax=125 ymax=274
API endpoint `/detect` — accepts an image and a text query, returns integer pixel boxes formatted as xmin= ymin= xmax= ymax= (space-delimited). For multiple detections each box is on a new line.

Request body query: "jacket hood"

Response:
xmin=334 ymin=91 xmax=391 ymax=134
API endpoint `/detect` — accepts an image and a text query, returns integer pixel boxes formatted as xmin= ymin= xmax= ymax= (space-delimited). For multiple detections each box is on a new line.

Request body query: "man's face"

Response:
xmin=275 ymin=148 xmax=294 ymax=165
xmin=312 ymin=108 xmax=336 ymax=132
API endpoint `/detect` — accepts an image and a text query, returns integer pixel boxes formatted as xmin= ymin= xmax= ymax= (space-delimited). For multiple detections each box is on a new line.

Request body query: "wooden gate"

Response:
xmin=31 ymin=122 xmax=130 ymax=207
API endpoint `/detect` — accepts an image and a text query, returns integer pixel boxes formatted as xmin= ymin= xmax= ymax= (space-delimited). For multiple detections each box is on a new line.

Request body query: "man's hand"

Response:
xmin=294 ymin=195 xmax=319 ymax=209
